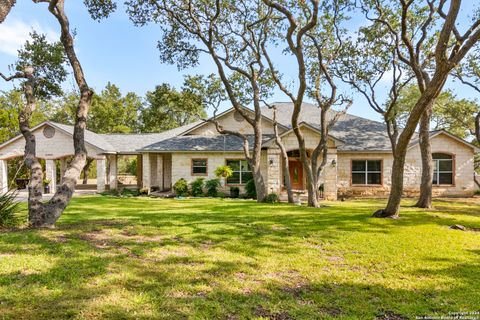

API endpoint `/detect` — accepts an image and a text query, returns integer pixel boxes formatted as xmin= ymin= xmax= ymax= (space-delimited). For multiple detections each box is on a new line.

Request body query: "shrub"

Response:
xmin=190 ymin=178 xmax=205 ymax=197
xmin=475 ymin=189 xmax=480 ymax=195
xmin=214 ymin=165 xmax=233 ymax=179
xmin=245 ymin=179 xmax=256 ymax=199
xmin=139 ymin=188 xmax=149 ymax=196
xmin=0 ymin=191 xmax=21 ymax=228
xmin=230 ymin=186 xmax=240 ymax=198
xmin=205 ymin=178 xmax=221 ymax=197
xmin=264 ymin=193 xmax=280 ymax=203
xmin=173 ymin=178 xmax=189 ymax=197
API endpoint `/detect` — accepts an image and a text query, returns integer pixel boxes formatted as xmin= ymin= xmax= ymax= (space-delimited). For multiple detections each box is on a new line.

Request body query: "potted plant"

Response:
xmin=43 ymin=178 xmax=51 ymax=194
xmin=214 ymin=165 xmax=233 ymax=187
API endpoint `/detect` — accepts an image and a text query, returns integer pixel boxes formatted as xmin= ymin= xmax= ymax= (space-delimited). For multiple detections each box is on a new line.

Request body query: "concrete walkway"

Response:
xmin=14 ymin=189 xmax=97 ymax=202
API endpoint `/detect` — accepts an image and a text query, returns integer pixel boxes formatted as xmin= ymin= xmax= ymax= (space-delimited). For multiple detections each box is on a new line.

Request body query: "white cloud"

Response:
xmin=0 ymin=18 xmax=59 ymax=56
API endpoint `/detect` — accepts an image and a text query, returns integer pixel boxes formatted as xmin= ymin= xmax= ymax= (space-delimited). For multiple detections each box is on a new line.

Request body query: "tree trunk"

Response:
xmin=28 ymin=0 xmax=93 ymax=228
xmin=376 ymin=71 xmax=448 ymax=218
xmin=279 ymin=148 xmax=294 ymax=203
xmin=18 ymin=74 xmax=45 ymax=225
xmin=272 ymin=107 xmax=294 ymax=203
xmin=475 ymin=112 xmax=480 ymax=143
xmin=415 ymin=106 xmax=433 ymax=209
xmin=82 ymin=158 xmax=93 ymax=184
xmin=292 ymin=105 xmax=319 ymax=207
xmin=0 ymin=0 xmax=15 ymax=23
xmin=252 ymin=164 xmax=267 ymax=203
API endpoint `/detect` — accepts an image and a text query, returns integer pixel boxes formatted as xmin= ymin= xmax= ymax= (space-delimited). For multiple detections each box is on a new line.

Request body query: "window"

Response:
xmin=433 ymin=153 xmax=453 ymax=185
xmin=352 ymin=160 xmax=382 ymax=185
xmin=192 ymin=159 xmax=207 ymax=175
xmin=226 ymin=159 xmax=253 ymax=185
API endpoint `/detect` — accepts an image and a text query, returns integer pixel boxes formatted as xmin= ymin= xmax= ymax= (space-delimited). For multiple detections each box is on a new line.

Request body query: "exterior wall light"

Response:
xmin=331 ymin=159 xmax=337 ymax=167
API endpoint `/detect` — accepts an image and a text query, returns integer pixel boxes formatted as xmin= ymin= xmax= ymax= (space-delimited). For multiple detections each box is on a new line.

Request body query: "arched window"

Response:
xmin=432 ymin=153 xmax=454 ymax=185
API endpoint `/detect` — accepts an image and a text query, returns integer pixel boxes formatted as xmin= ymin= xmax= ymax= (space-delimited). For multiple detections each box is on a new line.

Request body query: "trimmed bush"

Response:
xmin=245 ymin=179 xmax=256 ymax=199
xmin=190 ymin=178 xmax=205 ymax=197
xmin=264 ymin=193 xmax=280 ymax=203
xmin=205 ymin=178 xmax=221 ymax=197
xmin=0 ymin=191 xmax=21 ymax=228
xmin=230 ymin=186 xmax=240 ymax=198
xmin=173 ymin=178 xmax=189 ymax=197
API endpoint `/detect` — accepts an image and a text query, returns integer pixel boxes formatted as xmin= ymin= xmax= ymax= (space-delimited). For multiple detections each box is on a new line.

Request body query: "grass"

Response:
xmin=0 ymin=196 xmax=479 ymax=319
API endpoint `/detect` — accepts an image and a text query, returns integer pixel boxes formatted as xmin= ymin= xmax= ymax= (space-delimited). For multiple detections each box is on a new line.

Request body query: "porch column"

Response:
xmin=96 ymin=158 xmax=106 ymax=192
xmin=142 ymin=153 xmax=151 ymax=193
xmin=136 ymin=154 xmax=143 ymax=189
xmin=45 ymin=159 xmax=57 ymax=194
xmin=267 ymin=148 xmax=281 ymax=193
xmin=157 ymin=154 xmax=164 ymax=191
xmin=0 ymin=159 xmax=7 ymax=194
xmin=323 ymin=149 xmax=338 ymax=200
xmin=150 ymin=154 xmax=157 ymax=190
xmin=108 ymin=155 xmax=118 ymax=190
xmin=59 ymin=158 xmax=67 ymax=183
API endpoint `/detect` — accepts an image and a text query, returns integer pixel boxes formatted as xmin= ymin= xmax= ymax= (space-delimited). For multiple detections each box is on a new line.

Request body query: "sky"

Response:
xmin=0 ymin=1 xmax=479 ymax=123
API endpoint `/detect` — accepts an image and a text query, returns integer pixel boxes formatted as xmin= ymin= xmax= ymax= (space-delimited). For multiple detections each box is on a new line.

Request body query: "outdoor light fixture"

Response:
xmin=269 ymin=159 xmax=274 ymax=166
xmin=331 ymin=159 xmax=337 ymax=167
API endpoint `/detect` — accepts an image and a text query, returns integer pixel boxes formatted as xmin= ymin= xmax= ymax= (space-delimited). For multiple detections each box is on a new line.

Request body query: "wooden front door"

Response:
xmin=289 ymin=160 xmax=304 ymax=190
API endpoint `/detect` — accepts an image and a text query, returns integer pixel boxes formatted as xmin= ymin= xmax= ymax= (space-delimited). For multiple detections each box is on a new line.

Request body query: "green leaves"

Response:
xmin=141 ymin=81 xmax=207 ymax=132
xmin=16 ymin=31 xmax=68 ymax=99
xmin=83 ymin=0 xmax=117 ymax=21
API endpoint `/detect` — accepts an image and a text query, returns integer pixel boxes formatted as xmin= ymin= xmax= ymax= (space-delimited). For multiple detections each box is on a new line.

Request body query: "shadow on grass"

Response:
xmin=0 ymin=196 xmax=478 ymax=319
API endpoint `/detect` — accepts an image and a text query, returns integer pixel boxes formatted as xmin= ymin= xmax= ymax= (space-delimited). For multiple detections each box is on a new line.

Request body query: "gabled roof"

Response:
xmin=262 ymin=103 xmax=480 ymax=153
xmin=99 ymin=121 xmax=202 ymax=154
xmin=0 ymin=121 xmax=117 ymax=153
xmin=179 ymin=107 xmax=289 ymax=136
xmin=140 ymin=134 xmax=275 ymax=152
xmin=262 ymin=102 xmax=393 ymax=151
xmin=262 ymin=122 xmax=345 ymax=148
xmin=0 ymin=120 xmax=203 ymax=155
xmin=409 ymin=129 xmax=480 ymax=152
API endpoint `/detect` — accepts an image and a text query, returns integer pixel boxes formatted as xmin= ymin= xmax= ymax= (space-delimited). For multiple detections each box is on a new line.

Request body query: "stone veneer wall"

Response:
xmin=266 ymin=127 xmax=339 ymax=200
xmin=337 ymin=134 xmax=477 ymax=198
xmin=170 ymin=151 xmax=267 ymax=193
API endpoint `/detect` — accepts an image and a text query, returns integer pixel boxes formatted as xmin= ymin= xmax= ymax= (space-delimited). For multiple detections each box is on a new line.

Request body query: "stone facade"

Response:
xmin=0 ymin=114 xmax=477 ymax=200
xmin=337 ymin=134 xmax=477 ymax=198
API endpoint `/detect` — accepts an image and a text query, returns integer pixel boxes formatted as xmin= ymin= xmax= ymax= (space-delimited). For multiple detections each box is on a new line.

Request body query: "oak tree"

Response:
xmin=359 ymin=0 xmax=480 ymax=217
xmin=126 ymin=0 xmax=275 ymax=202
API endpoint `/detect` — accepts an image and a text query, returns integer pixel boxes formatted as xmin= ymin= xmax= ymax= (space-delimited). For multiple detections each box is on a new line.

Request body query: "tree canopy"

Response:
xmin=140 ymin=82 xmax=207 ymax=133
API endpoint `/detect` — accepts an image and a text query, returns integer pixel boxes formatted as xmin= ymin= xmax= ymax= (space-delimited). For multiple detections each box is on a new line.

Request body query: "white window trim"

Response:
xmin=433 ymin=158 xmax=453 ymax=185
xmin=226 ymin=159 xmax=252 ymax=185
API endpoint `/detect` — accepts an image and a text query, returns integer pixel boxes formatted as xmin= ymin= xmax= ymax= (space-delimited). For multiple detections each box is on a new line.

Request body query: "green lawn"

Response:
xmin=0 ymin=197 xmax=479 ymax=319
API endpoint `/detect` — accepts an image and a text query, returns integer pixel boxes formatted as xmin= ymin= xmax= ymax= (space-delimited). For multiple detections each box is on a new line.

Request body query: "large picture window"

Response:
xmin=192 ymin=159 xmax=208 ymax=175
xmin=226 ymin=159 xmax=253 ymax=185
xmin=433 ymin=153 xmax=453 ymax=185
xmin=351 ymin=160 xmax=382 ymax=185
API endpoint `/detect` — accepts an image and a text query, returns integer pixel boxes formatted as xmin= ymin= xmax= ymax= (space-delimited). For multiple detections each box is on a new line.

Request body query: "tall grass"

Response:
xmin=0 ymin=191 xmax=21 ymax=227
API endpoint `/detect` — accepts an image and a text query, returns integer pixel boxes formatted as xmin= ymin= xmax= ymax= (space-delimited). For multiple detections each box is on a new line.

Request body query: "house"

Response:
xmin=0 ymin=102 xmax=478 ymax=199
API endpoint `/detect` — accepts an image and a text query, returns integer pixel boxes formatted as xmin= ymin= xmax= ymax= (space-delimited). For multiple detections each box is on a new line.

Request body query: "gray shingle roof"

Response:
xmin=140 ymin=134 xmax=274 ymax=152
xmin=99 ymin=121 xmax=202 ymax=153
xmin=49 ymin=121 xmax=116 ymax=152
xmin=261 ymin=102 xmax=393 ymax=151
xmin=49 ymin=120 xmax=203 ymax=154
